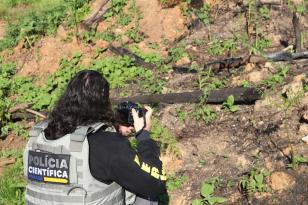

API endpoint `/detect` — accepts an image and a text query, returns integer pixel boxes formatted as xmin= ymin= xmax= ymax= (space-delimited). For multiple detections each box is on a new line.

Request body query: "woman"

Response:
xmin=24 ymin=70 xmax=166 ymax=205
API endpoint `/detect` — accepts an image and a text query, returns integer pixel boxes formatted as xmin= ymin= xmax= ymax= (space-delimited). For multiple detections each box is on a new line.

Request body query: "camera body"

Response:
xmin=116 ymin=101 xmax=146 ymax=126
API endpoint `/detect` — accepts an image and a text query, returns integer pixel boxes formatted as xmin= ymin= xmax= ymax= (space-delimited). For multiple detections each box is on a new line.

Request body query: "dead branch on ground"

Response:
xmin=108 ymin=44 xmax=157 ymax=69
xmin=174 ymin=51 xmax=308 ymax=74
xmin=111 ymin=87 xmax=261 ymax=105
xmin=82 ymin=0 xmax=111 ymax=29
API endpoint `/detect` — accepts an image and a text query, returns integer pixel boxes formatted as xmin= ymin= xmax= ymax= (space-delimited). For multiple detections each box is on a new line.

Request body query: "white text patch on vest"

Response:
xmin=28 ymin=150 xmax=70 ymax=184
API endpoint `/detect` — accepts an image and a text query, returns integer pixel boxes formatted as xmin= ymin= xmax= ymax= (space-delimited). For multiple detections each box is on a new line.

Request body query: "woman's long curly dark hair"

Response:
xmin=45 ymin=70 xmax=114 ymax=140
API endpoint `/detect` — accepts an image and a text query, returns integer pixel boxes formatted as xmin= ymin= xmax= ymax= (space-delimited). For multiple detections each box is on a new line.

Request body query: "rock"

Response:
xmin=293 ymin=74 xmax=305 ymax=82
xmin=235 ymin=155 xmax=250 ymax=169
xmin=95 ymin=39 xmax=109 ymax=50
xmin=302 ymin=136 xmax=308 ymax=144
xmin=269 ymin=172 xmax=295 ymax=191
xmin=247 ymin=68 xmax=269 ymax=83
xmin=175 ymin=56 xmax=191 ymax=66
xmin=299 ymin=124 xmax=308 ymax=135
xmin=282 ymin=74 xmax=304 ymax=99
xmin=264 ymin=62 xmax=275 ymax=72
xmin=244 ymin=63 xmax=255 ymax=73
xmin=254 ymin=95 xmax=283 ymax=112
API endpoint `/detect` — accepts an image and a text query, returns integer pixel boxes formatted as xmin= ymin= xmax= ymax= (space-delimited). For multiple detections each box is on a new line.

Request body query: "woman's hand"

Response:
xmin=132 ymin=106 xmax=153 ymax=133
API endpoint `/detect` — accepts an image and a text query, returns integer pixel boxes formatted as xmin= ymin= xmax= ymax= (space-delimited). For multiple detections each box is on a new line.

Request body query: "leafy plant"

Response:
xmin=169 ymin=44 xmax=189 ymax=63
xmin=250 ymin=37 xmax=272 ymax=55
xmin=167 ymin=173 xmax=188 ymax=191
xmin=239 ymin=168 xmax=270 ymax=194
xmin=117 ymin=12 xmax=132 ymax=25
xmin=194 ymin=104 xmax=217 ymax=124
xmin=176 ymin=107 xmax=187 ymax=122
xmin=240 ymin=80 xmax=253 ymax=88
xmin=98 ymin=30 xmax=117 ymax=42
xmin=222 ymin=95 xmax=238 ymax=113
xmin=262 ymin=65 xmax=289 ymax=89
xmin=130 ymin=44 xmax=163 ymax=67
xmin=192 ymin=178 xmax=228 ymax=205
xmin=151 ymin=118 xmax=180 ymax=157
xmin=103 ymin=0 xmax=128 ymax=18
xmin=126 ymin=27 xmax=144 ymax=43
xmin=259 ymin=5 xmax=270 ymax=20
xmin=287 ymin=155 xmax=308 ymax=170
xmin=195 ymin=4 xmax=211 ymax=25
xmin=207 ymin=35 xmax=245 ymax=56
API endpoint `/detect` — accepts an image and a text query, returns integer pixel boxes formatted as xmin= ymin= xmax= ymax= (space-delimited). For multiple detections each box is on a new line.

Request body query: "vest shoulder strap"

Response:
xmin=29 ymin=120 xmax=49 ymax=138
xmin=69 ymin=122 xmax=113 ymax=152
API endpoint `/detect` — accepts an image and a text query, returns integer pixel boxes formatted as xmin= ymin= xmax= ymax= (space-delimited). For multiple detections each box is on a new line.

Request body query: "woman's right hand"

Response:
xmin=132 ymin=106 xmax=153 ymax=133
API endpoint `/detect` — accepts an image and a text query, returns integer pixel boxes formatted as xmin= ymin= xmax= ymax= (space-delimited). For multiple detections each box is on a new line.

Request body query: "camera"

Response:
xmin=116 ymin=101 xmax=147 ymax=126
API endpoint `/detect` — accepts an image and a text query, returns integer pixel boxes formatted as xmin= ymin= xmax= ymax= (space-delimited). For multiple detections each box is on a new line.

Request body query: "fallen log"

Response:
xmin=108 ymin=44 xmax=157 ymax=69
xmin=111 ymin=87 xmax=261 ymax=105
xmin=174 ymin=50 xmax=308 ymax=74
xmin=82 ymin=0 xmax=111 ymax=28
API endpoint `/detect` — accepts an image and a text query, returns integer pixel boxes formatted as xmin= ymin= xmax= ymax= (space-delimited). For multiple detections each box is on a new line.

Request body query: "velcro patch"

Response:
xmin=28 ymin=150 xmax=70 ymax=184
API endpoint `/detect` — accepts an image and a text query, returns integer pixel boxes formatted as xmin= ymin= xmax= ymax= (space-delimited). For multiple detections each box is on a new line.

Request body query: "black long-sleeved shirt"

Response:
xmin=88 ymin=130 xmax=166 ymax=200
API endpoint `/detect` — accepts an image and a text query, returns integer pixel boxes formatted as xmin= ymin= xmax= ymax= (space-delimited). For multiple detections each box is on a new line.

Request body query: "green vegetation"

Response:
xmin=0 ymin=0 xmax=90 ymax=51
xmin=104 ymin=0 xmax=129 ymax=18
xmin=130 ymin=44 xmax=164 ymax=67
xmin=222 ymin=95 xmax=238 ymax=113
xmin=259 ymin=5 xmax=270 ymax=20
xmin=240 ymin=80 xmax=253 ymax=88
xmin=239 ymin=168 xmax=270 ymax=194
xmin=194 ymin=69 xmax=227 ymax=123
xmin=262 ymin=65 xmax=289 ymax=89
xmin=0 ymin=50 xmax=165 ymax=137
xmin=151 ymin=118 xmax=180 ymax=157
xmin=194 ymin=103 xmax=217 ymax=124
xmin=176 ymin=107 xmax=187 ymax=122
xmin=182 ymin=2 xmax=211 ymax=25
xmin=167 ymin=173 xmax=188 ymax=191
xmin=288 ymin=0 xmax=307 ymax=15
xmin=0 ymin=149 xmax=25 ymax=205
xmin=169 ymin=44 xmax=189 ymax=62
xmin=288 ymin=155 xmax=308 ymax=170
xmin=207 ymin=34 xmax=248 ymax=56
xmin=250 ymin=37 xmax=272 ymax=55
xmin=194 ymin=4 xmax=211 ymax=25
xmin=192 ymin=177 xmax=228 ymax=205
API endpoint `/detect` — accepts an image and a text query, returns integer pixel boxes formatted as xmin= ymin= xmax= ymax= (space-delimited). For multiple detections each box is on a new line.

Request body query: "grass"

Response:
xmin=0 ymin=149 xmax=25 ymax=205
xmin=0 ymin=0 xmax=90 ymax=51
